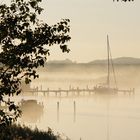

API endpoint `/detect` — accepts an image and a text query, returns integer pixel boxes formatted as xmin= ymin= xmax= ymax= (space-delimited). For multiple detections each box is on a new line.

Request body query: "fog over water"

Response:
xmin=32 ymin=64 xmax=140 ymax=89
xmin=17 ymin=64 xmax=140 ymax=140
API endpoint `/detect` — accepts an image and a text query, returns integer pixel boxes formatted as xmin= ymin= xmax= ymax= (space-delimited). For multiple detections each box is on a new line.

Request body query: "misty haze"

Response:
xmin=0 ymin=0 xmax=140 ymax=140
xmin=18 ymin=58 xmax=140 ymax=140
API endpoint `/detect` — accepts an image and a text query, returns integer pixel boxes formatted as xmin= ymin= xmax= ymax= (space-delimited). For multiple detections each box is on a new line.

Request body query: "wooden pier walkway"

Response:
xmin=24 ymin=86 xmax=135 ymax=97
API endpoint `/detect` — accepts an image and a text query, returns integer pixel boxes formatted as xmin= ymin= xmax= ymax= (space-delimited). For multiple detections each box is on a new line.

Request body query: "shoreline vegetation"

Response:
xmin=0 ymin=124 xmax=70 ymax=140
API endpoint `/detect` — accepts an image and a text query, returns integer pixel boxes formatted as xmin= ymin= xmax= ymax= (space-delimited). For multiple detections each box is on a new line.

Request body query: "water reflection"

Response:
xmin=18 ymin=65 xmax=140 ymax=140
xmin=18 ymin=91 xmax=140 ymax=140
xmin=20 ymin=99 xmax=43 ymax=123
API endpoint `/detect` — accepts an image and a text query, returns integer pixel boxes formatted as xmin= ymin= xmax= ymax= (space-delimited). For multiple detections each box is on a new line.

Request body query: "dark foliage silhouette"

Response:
xmin=0 ymin=0 xmax=71 ymax=126
xmin=0 ymin=124 xmax=58 ymax=140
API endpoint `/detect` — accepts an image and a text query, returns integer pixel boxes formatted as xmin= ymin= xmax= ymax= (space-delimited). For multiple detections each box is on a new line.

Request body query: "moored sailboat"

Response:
xmin=94 ymin=35 xmax=118 ymax=93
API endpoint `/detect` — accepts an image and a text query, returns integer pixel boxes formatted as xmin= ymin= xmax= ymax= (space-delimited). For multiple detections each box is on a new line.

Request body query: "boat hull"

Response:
xmin=94 ymin=87 xmax=118 ymax=94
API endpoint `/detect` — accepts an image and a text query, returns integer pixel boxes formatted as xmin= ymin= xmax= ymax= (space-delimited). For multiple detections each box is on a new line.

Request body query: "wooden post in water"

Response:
xmin=57 ymin=101 xmax=59 ymax=122
xmin=86 ymin=85 xmax=89 ymax=96
xmin=59 ymin=88 xmax=61 ymax=97
xmin=47 ymin=88 xmax=49 ymax=96
xmin=72 ymin=87 xmax=75 ymax=96
xmin=43 ymin=91 xmax=45 ymax=97
xmin=55 ymin=92 xmax=57 ymax=97
xmin=73 ymin=101 xmax=76 ymax=123
xmin=69 ymin=85 xmax=71 ymax=91
xmin=77 ymin=87 xmax=79 ymax=96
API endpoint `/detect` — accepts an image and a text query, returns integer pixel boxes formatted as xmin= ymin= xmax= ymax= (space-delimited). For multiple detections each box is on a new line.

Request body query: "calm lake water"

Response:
xmin=17 ymin=65 xmax=140 ymax=140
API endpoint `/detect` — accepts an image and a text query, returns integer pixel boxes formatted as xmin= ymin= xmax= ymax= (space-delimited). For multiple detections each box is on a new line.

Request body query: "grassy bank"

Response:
xmin=0 ymin=124 xmax=63 ymax=140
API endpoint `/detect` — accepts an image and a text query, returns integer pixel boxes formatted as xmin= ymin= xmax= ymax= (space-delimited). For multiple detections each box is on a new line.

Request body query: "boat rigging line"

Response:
xmin=107 ymin=36 xmax=118 ymax=89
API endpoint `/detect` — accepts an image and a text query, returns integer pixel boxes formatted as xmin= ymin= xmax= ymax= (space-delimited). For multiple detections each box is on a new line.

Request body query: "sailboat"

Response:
xmin=94 ymin=35 xmax=118 ymax=93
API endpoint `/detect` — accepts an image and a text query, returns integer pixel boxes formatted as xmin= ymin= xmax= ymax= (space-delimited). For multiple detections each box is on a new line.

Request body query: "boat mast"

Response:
xmin=107 ymin=35 xmax=110 ymax=88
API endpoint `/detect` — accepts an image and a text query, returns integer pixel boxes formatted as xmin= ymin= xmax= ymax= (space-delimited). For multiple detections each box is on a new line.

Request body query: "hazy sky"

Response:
xmin=2 ymin=0 xmax=140 ymax=62
xmin=40 ymin=0 xmax=140 ymax=62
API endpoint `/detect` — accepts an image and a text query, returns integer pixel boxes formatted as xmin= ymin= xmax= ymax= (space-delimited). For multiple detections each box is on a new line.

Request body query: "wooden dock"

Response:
xmin=24 ymin=86 xmax=135 ymax=97
xmin=118 ymin=88 xmax=135 ymax=94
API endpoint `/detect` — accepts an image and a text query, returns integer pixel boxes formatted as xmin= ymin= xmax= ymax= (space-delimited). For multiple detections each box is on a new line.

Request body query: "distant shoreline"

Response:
xmin=46 ymin=57 xmax=140 ymax=65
